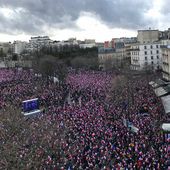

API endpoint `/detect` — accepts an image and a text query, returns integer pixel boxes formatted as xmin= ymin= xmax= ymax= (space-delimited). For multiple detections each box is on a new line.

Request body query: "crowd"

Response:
xmin=0 ymin=68 xmax=168 ymax=169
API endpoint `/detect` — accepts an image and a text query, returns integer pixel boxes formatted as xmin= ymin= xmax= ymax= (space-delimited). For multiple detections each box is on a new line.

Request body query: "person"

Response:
xmin=0 ymin=68 xmax=167 ymax=169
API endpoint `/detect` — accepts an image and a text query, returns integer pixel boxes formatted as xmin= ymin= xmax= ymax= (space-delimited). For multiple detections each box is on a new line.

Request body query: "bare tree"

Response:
xmin=103 ymin=58 xmax=113 ymax=71
xmin=32 ymin=54 xmax=68 ymax=82
xmin=39 ymin=56 xmax=56 ymax=78
xmin=71 ymin=57 xmax=98 ymax=70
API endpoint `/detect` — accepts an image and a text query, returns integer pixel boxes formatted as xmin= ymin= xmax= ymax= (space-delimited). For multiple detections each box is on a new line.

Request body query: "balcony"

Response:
xmin=131 ymin=63 xmax=140 ymax=67
xmin=133 ymin=59 xmax=139 ymax=62
xmin=130 ymin=48 xmax=140 ymax=51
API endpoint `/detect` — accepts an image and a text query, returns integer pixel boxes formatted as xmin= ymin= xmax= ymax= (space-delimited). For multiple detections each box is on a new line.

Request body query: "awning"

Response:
xmin=149 ymin=81 xmax=155 ymax=85
xmin=161 ymin=95 xmax=170 ymax=114
xmin=163 ymin=85 xmax=170 ymax=93
xmin=162 ymin=123 xmax=170 ymax=131
xmin=149 ymin=79 xmax=167 ymax=88
xmin=154 ymin=86 xmax=168 ymax=97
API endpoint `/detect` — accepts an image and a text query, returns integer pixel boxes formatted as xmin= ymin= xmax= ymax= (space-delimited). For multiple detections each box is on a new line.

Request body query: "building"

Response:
xmin=13 ymin=41 xmax=27 ymax=55
xmin=0 ymin=42 xmax=12 ymax=55
xmin=84 ymin=39 xmax=95 ymax=44
xmin=137 ymin=29 xmax=159 ymax=43
xmin=98 ymin=47 xmax=126 ymax=70
xmin=104 ymin=41 xmax=112 ymax=48
xmin=124 ymin=43 xmax=134 ymax=62
xmin=130 ymin=42 xmax=162 ymax=70
xmin=49 ymin=38 xmax=79 ymax=52
xmin=98 ymin=48 xmax=116 ymax=69
xmin=113 ymin=37 xmax=137 ymax=44
xmin=159 ymin=28 xmax=170 ymax=40
xmin=96 ymin=42 xmax=104 ymax=48
xmin=160 ymin=39 xmax=170 ymax=46
xmin=98 ymin=37 xmax=137 ymax=70
xmin=79 ymin=39 xmax=96 ymax=49
xmin=161 ymin=45 xmax=170 ymax=81
xmin=28 ymin=36 xmax=52 ymax=51
xmin=79 ymin=43 xmax=96 ymax=49
xmin=115 ymin=47 xmax=126 ymax=67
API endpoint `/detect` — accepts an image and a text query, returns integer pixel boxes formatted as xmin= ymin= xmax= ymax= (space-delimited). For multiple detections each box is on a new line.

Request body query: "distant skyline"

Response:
xmin=0 ymin=0 xmax=169 ymax=42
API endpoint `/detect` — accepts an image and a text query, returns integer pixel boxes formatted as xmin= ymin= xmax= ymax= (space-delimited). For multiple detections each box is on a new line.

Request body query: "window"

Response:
xmin=157 ymin=55 xmax=159 ymax=59
xmin=151 ymin=56 xmax=153 ymax=60
xmin=156 ymin=45 xmax=159 ymax=48
xmin=151 ymin=51 xmax=152 ymax=54
xmin=150 ymin=45 xmax=153 ymax=49
xmin=144 ymin=46 xmax=147 ymax=49
xmin=145 ymin=51 xmax=147 ymax=55
xmin=151 ymin=61 xmax=154 ymax=64
xmin=157 ymin=50 xmax=159 ymax=54
xmin=145 ymin=56 xmax=147 ymax=60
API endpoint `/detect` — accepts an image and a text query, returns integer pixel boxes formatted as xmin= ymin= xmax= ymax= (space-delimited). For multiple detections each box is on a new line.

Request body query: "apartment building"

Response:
xmin=28 ymin=36 xmax=52 ymax=51
xmin=0 ymin=42 xmax=11 ymax=55
xmin=159 ymin=28 xmax=170 ymax=40
xmin=98 ymin=48 xmax=116 ymax=69
xmin=137 ymin=29 xmax=159 ymax=43
xmin=98 ymin=46 xmax=126 ymax=70
xmin=161 ymin=46 xmax=170 ymax=81
xmin=130 ymin=42 xmax=162 ymax=70
xmin=13 ymin=41 xmax=27 ymax=55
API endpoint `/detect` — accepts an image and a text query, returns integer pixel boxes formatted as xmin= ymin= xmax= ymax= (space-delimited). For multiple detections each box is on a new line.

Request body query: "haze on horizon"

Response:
xmin=0 ymin=0 xmax=169 ymax=42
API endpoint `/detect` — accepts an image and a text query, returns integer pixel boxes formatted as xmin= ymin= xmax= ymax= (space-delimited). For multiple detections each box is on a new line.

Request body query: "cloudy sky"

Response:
xmin=0 ymin=0 xmax=169 ymax=42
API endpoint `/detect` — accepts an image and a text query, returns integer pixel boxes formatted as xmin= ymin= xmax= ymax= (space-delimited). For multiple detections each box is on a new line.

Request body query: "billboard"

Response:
xmin=22 ymin=98 xmax=39 ymax=113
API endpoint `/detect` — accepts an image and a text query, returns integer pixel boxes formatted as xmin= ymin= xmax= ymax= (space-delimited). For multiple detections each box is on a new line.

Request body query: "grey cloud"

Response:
xmin=160 ymin=0 xmax=170 ymax=22
xmin=160 ymin=0 xmax=170 ymax=14
xmin=85 ymin=0 xmax=152 ymax=29
xmin=0 ymin=0 xmax=153 ymax=35
xmin=0 ymin=9 xmax=44 ymax=35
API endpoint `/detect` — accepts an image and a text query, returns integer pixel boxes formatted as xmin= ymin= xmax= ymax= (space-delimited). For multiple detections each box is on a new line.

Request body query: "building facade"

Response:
xmin=98 ymin=47 xmax=126 ymax=70
xmin=98 ymin=48 xmax=116 ymax=70
xmin=160 ymin=39 xmax=170 ymax=46
xmin=0 ymin=42 xmax=11 ymax=55
xmin=79 ymin=39 xmax=96 ymax=49
xmin=28 ymin=36 xmax=52 ymax=51
xmin=137 ymin=30 xmax=159 ymax=43
xmin=159 ymin=28 xmax=170 ymax=40
xmin=161 ymin=46 xmax=170 ymax=81
xmin=79 ymin=43 xmax=96 ymax=49
xmin=130 ymin=42 xmax=162 ymax=70
xmin=13 ymin=41 xmax=27 ymax=54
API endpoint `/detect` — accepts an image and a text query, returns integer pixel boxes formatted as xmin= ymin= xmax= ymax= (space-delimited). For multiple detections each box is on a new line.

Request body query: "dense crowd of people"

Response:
xmin=0 ymin=68 xmax=168 ymax=169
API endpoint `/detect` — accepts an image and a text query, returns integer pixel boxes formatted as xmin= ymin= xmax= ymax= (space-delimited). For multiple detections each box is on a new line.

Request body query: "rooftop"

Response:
xmin=98 ymin=47 xmax=115 ymax=54
xmin=138 ymin=29 xmax=159 ymax=32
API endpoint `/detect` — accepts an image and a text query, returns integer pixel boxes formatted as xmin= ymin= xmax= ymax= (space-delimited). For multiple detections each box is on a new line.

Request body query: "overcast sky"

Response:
xmin=0 ymin=0 xmax=169 ymax=42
